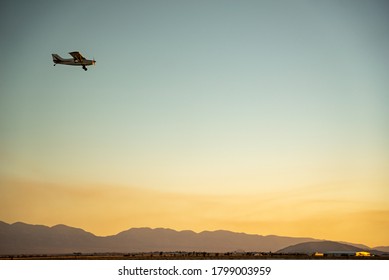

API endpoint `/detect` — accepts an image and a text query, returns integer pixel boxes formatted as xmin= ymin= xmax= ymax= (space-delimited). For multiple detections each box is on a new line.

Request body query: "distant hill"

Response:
xmin=277 ymin=241 xmax=366 ymax=254
xmin=0 ymin=221 xmax=105 ymax=254
xmin=373 ymin=246 xmax=389 ymax=252
xmin=0 ymin=221 xmax=383 ymax=255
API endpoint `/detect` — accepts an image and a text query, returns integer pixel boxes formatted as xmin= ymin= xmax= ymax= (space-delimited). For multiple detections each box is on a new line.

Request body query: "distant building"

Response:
xmin=323 ymin=251 xmax=371 ymax=257
xmin=356 ymin=251 xmax=371 ymax=257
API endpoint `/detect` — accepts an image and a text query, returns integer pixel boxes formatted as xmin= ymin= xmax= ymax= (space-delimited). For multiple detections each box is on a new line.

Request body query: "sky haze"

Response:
xmin=1 ymin=0 xmax=388 ymax=247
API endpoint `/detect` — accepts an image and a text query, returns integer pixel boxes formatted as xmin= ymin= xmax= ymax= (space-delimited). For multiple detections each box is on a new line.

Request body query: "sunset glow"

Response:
xmin=1 ymin=0 xmax=388 ymax=248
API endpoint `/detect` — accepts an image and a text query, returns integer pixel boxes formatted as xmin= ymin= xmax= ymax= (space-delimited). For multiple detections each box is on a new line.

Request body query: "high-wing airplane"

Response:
xmin=52 ymin=51 xmax=96 ymax=71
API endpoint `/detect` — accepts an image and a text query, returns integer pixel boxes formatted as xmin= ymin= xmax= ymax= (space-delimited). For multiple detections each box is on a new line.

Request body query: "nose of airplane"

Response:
xmin=92 ymin=58 xmax=96 ymax=65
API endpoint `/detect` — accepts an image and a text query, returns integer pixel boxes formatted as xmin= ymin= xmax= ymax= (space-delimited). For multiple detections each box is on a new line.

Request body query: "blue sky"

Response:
xmin=1 ymin=0 xmax=388 ymax=245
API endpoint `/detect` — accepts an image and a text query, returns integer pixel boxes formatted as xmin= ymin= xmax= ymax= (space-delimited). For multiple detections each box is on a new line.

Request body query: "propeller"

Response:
xmin=92 ymin=58 xmax=96 ymax=66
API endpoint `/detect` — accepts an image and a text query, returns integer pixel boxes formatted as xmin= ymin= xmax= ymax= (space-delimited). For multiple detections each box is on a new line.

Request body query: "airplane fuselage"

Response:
xmin=52 ymin=52 xmax=95 ymax=71
xmin=53 ymin=58 xmax=95 ymax=66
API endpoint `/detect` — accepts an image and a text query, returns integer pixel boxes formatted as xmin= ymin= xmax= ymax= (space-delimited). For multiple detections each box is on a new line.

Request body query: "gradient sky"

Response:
xmin=1 ymin=0 xmax=388 ymax=247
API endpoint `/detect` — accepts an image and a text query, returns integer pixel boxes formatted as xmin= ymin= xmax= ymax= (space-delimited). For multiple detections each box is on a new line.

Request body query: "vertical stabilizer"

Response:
xmin=51 ymin=54 xmax=63 ymax=63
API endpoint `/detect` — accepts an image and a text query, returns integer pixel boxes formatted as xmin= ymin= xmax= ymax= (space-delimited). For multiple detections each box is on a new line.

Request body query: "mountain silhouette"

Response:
xmin=0 ymin=221 xmax=382 ymax=255
xmin=373 ymin=246 xmax=389 ymax=252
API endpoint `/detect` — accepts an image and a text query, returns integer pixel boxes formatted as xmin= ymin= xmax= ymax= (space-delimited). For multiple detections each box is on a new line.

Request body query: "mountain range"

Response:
xmin=0 ymin=221 xmax=387 ymax=255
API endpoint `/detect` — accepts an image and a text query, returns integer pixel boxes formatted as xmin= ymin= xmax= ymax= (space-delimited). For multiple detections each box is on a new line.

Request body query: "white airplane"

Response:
xmin=52 ymin=51 xmax=96 ymax=71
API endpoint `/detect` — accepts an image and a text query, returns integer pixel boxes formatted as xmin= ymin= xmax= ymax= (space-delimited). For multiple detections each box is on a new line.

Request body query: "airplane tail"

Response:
xmin=52 ymin=54 xmax=63 ymax=63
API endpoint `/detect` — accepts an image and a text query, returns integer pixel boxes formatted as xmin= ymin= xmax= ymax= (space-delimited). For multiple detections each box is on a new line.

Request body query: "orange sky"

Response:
xmin=1 ymin=175 xmax=388 ymax=247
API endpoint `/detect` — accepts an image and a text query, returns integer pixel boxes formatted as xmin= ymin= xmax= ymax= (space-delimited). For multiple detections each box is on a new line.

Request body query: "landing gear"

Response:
xmin=82 ymin=65 xmax=87 ymax=71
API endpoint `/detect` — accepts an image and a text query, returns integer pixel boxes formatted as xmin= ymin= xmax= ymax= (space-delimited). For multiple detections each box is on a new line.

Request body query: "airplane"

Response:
xmin=52 ymin=51 xmax=96 ymax=71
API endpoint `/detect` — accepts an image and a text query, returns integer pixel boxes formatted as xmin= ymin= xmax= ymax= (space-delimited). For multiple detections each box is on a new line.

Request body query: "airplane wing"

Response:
xmin=69 ymin=51 xmax=85 ymax=62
